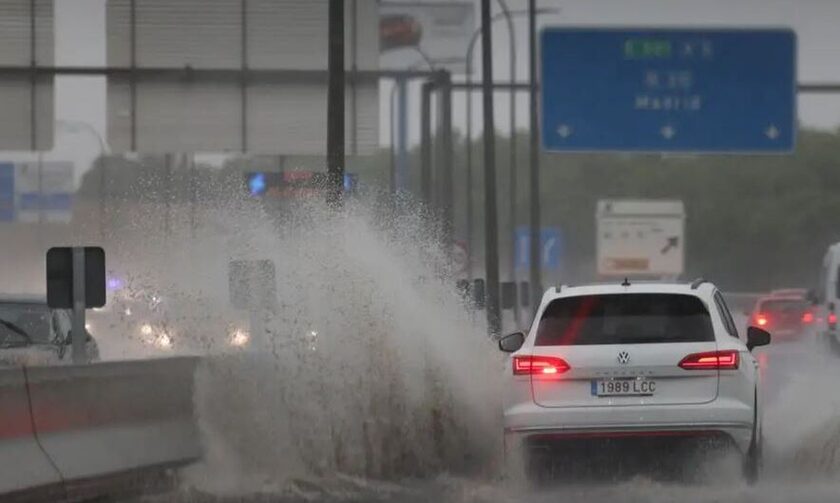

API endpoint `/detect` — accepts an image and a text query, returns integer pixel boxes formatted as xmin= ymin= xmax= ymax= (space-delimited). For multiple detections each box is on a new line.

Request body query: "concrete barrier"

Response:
xmin=0 ymin=367 xmax=63 ymax=498
xmin=0 ymin=356 xmax=201 ymax=501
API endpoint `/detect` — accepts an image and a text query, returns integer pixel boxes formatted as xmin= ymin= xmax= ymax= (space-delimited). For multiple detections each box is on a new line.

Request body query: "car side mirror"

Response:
xmin=498 ymin=331 xmax=525 ymax=353
xmin=746 ymin=326 xmax=771 ymax=351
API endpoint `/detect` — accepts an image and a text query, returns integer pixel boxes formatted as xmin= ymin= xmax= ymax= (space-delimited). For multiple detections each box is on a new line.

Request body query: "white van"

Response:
xmin=813 ymin=243 xmax=840 ymax=347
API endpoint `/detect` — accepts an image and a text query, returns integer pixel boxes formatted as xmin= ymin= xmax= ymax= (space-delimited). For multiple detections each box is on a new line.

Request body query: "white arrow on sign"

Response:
xmin=765 ymin=124 xmax=780 ymax=140
xmin=660 ymin=125 xmax=676 ymax=140
xmin=542 ymin=237 xmax=558 ymax=266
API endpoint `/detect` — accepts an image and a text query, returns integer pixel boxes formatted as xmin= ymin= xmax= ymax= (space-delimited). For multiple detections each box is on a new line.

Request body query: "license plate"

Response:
xmin=591 ymin=377 xmax=656 ymax=397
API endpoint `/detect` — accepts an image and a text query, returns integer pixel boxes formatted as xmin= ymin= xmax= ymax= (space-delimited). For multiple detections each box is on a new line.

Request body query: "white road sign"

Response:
xmin=597 ymin=200 xmax=685 ymax=277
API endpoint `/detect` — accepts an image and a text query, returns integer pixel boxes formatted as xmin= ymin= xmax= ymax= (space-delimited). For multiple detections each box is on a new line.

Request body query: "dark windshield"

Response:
xmin=0 ymin=303 xmax=54 ymax=344
xmin=535 ymin=294 xmax=714 ymax=346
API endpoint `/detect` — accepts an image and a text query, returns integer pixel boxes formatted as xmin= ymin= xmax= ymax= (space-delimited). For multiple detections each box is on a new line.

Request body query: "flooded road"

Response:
xmin=134 ymin=325 xmax=840 ymax=503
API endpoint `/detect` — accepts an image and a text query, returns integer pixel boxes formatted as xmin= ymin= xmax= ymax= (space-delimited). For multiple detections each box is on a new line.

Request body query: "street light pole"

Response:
xmin=481 ymin=0 xmax=501 ymax=336
xmin=463 ymin=6 xmax=556 ymax=326
xmin=496 ymin=0 xmax=520 ymax=326
xmin=326 ymin=0 xmax=345 ymax=209
xmin=528 ymin=0 xmax=542 ymax=315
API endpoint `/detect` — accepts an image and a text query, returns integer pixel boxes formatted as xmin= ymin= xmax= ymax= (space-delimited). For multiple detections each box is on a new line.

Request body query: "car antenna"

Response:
xmin=621 ymin=277 xmax=631 ymax=287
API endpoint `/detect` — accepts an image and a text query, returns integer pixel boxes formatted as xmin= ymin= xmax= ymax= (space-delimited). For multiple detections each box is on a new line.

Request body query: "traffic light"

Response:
xmin=244 ymin=171 xmax=357 ymax=198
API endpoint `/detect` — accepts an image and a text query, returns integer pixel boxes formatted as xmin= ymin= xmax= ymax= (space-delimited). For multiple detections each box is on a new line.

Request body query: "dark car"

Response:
xmin=749 ymin=294 xmax=813 ymax=339
xmin=0 ymin=294 xmax=99 ymax=366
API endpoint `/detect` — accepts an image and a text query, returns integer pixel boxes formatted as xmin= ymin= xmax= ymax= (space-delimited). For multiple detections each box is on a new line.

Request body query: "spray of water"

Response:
xmin=108 ymin=194 xmax=508 ymax=495
xmin=98 ymin=183 xmax=840 ymax=501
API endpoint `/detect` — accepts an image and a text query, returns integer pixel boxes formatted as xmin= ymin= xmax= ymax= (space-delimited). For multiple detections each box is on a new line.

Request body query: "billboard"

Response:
xmin=105 ymin=0 xmax=379 ymax=154
xmin=380 ymin=2 xmax=475 ymax=72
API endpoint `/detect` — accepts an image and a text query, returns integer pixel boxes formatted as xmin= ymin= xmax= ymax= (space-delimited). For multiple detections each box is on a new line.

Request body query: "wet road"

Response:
xmin=134 ymin=326 xmax=840 ymax=503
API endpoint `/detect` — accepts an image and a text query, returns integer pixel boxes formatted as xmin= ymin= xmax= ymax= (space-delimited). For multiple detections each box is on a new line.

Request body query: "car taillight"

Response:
xmin=678 ymin=350 xmax=740 ymax=370
xmin=513 ymin=355 xmax=571 ymax=376
xmin=802 ymin=311 xmax=814 ymax=324
xmin=829 ymin=312 xmax=837 ymax=330
xmin=755 ymin=314 xmax=768 ymax=327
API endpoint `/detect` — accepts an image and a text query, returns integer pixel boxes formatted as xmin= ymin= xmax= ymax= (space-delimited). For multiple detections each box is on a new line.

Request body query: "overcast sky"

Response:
xmin=18 ymin=0 xmax=840 ymax=178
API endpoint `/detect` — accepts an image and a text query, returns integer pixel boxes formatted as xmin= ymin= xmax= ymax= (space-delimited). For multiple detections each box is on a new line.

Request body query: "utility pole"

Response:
xmin=420 ymin=80 xmax=433 ymax=204
xmin=326 ymin=0 xmax=345 ymax=208
xmin=438 ymin=72 xmax=454 ymax=250
xmin=528 ymin=0 xmax=542 ymax=314
xmin=481 ymin=0 xmax=501 ymax=335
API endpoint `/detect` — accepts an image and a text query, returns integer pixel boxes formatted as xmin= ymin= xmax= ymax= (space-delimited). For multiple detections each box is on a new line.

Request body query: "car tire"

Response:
xmin=743 ymin=413 xmax=762 ymax=485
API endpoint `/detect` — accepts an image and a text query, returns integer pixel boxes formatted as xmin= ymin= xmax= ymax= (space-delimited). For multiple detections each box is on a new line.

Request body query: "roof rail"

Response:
xmin=690 ymin=278 xmax=708 ymax=290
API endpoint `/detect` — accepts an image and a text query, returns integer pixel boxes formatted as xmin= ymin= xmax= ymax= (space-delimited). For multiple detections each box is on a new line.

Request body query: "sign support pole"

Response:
xmin=71 ymin=247 xmax=88 ymax=364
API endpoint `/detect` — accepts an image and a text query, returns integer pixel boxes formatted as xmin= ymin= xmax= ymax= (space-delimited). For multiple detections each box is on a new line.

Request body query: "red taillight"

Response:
xmin=802 ymin=311 xmax=814 ymax=324
xmin=513 ymin=355 xmax=571 ymax=376
xmin=755 ymin=314 xmax=768 ymax=327
xmin=829 ymin=312 xmax=837 ymax=330
xmin=679 ymin=350 xmax=739 ymax=370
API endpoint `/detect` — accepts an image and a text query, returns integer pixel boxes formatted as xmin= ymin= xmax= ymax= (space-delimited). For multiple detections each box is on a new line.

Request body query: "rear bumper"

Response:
xmin=504 ymin=397 xmax=754 ymax=452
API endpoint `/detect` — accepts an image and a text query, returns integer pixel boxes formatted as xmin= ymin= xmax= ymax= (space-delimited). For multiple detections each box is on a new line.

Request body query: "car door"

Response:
xmin=713 ymin=291 xmax=757 ymax=416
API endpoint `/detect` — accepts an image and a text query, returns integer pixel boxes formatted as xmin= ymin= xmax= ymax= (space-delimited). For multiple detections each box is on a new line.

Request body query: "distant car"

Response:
xmin=749 ymin=294 xmax=813 ymax=339
xmin=0 ymin=294 xmax=99 ymax=366
xmin=770 ymin=288 xmax=808 ymax=298
xmin=499 ymin=280 xmax=770 ymax=484
xmin=91 ymin=288 xmax=250 ymax=354
xmin=812 ymin=243 xmax=840 ymax=350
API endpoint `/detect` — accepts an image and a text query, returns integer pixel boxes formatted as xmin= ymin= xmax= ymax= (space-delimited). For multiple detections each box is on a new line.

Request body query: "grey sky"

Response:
xmin=17 ymin=0 xmax=840 ymax=178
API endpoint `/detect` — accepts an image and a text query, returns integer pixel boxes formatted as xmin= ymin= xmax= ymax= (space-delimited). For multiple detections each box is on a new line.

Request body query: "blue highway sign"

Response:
xmin=541 ymin=28 xmax=796 ymax=153
xmin=515 ymin=226 xmax=563 ymax=271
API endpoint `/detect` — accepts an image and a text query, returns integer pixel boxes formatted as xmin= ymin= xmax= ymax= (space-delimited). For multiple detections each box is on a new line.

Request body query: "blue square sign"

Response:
xmin=515 ymin=227 xmax=563 ymax=271
xmin=541 ymin=28 xmax=796 ymax=153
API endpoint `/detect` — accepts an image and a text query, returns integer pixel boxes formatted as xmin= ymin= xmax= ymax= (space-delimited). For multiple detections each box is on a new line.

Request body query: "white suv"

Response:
xmin=499 ymin=280 xmax=770 ymax=483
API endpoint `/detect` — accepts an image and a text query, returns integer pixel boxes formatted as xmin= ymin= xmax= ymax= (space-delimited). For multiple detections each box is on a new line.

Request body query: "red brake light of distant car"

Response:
xmin=802 ymin=311 xmax=815 ymax=324
xmin=755 ymin=314 xmax=768 ymax=327
xmin=513 ymin=355 xmax=571 ymax=376
xmin=829 ymin=312 xmax=838 ymax=330
xmin=679 ymin=350 xmax=740 ymax=370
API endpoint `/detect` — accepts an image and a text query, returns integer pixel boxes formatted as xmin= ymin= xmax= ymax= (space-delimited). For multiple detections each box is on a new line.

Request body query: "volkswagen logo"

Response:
xmin=617 ymin=351 xmax=630 ymax=364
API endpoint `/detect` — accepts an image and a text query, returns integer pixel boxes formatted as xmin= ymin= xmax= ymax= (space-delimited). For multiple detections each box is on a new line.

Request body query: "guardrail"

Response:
xmin=0 ymin=357 xmax=201 ymax=502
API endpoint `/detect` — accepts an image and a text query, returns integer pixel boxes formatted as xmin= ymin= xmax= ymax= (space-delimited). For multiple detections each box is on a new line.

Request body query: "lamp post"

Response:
xmin=463 ymin=5 xmax=557 ymax=321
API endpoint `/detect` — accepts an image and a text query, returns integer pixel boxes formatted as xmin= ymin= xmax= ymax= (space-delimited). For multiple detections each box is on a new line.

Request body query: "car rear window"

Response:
xmin=758 ymin=299 xmax=808 ymax=313
xmin=535 ymin=293 xmax=714 ymax=346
